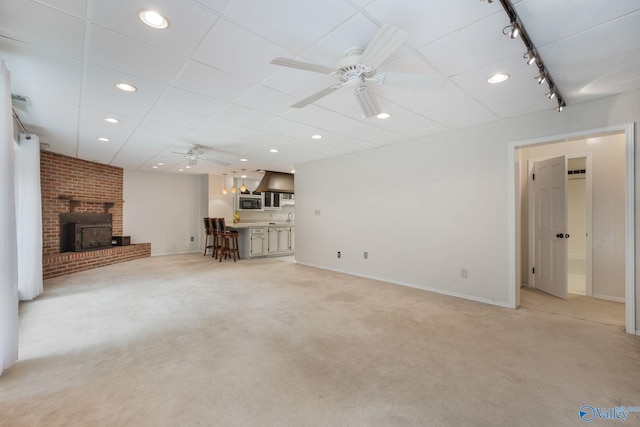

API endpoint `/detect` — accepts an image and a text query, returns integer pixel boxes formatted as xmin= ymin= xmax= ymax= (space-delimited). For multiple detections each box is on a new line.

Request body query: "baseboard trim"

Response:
xmin=295 ymin=261 xmax=512 ymax=309
xmin=151 ymin=250 xmax=201 ymax=257
xmin=592 ymin=293 xmax=625 ymax=303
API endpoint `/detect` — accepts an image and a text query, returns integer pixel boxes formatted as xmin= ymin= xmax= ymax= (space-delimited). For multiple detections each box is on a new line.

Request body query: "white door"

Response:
xmin=533 ymin=156 xmax=568 ymax=299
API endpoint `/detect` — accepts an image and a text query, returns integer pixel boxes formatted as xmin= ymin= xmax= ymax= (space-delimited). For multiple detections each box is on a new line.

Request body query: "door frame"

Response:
xmin=527 ymin=153 xmax=593 ymax=296
xmin=508 ymin=123 xmax=635 ymax=334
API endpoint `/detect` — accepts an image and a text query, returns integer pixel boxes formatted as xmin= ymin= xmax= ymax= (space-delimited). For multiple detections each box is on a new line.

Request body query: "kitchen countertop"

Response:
xmin=228 ymin=222 xmax=295 ymax=228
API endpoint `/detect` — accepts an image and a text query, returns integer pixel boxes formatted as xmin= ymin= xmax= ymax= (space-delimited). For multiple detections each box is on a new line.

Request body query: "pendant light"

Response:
xmin=222 ymin=173 xmax=228 ymax=195
xmin=240 ymin=169 xmax=247 ymax=193
xmin=231 ymin=171 xmax=237 ymax=194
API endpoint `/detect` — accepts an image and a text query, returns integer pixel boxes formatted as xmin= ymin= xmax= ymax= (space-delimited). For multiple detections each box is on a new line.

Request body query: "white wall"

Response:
xmin=295 ymin=91 xmax=639 ymax=323
xmin=123 ymin=170 xmax=208 ymax=256
xmin=519 ymin=135 xmax=625 ymax=300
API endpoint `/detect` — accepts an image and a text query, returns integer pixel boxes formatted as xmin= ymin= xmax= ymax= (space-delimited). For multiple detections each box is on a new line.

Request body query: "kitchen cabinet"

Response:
xmin=267 ymin=226 xmax=294 ymax=254
xmin=263 ymin=192 xmax=281 ymax=210
xmin=250 ymin=227 xmax=266 ymax=256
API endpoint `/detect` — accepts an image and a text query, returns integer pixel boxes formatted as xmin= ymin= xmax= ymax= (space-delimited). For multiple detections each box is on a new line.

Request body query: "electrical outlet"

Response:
xmin=315 ymin=209 xmax=321 ymax=216
xmin=461 ymin=269 xmax=468 ymax=279
xmin=364 ymin=251 xmax=368 ymax=259
xmin=337 ymin=251 xmax=341 ymax=259
xmin=190 ymin=236 xmax=194 ymax=242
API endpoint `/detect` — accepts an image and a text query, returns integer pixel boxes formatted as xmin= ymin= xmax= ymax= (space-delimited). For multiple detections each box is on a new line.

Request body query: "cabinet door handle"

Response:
xmin=556 ymin=233 xmax=564 ymax=238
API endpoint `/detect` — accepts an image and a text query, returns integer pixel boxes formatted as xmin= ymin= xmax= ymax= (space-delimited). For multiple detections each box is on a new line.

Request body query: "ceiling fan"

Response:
xmin=271 ymin=25 xmax=446 ymax=118
xmin=170 ymin=144 xmax=231 ymax=167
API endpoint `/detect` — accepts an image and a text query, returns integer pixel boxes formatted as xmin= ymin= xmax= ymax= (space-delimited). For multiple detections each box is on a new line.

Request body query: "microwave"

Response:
xmin=238 ymin=196 xmax=262 ymax=210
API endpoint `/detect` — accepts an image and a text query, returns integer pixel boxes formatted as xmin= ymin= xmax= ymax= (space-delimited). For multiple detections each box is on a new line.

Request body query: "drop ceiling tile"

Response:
xmin=391 ymin=84 xmax=469 ymax=115
xmin=77 ymin=139 xmax=127 ymax=164
xmin=238 ymin=130 xmax=286 ymax=144
xmin=35 ymin=0 xmax=87 ymax=17
xmin=0 ymin=38 xmax=82 ymax=87
xmin=418 ymin=12 xmax=524 ymax=77
xmin=0 ymin=0 xmax=85 ymax=58
xmin=146 ymin=106 xmax=209 ymax=129
xmin=423 ymin=98 xmax=495 ymax=128
xmin=554 ymin=51 xmax=640 ymax=100
xmin=372 ymin=103 xmax=438 ymax=135
xmin=537 ymin=12 xmax=640 ymax=74
xmin=88 ymin=25 xmax=186 ymax=84
xmin=78 ymin=108 xmax=141 ymax=143
xmin=84 ymin=64 xmax=167 ymax=105
xmin=90 ymin=0 xmax=218 ymax=55
xmin=300 ymin=14 xmax=381 ymax=66
xmin=450 ymin=55 xmax=540 ymax=97
xmin=475 ymin=82 xmax=551 ymax=113
xmin=192 ymin=20 xmax=292 ymax=81
xmin=365 ymin=0 xmax=499 ymax=48
xmin=82 ymin=90 xmax=153 ymax=118
xmin=193 ymin=0 xmax=230 ymax=13
xmin=257 ymin=117 xmax=321 ymax=138
xmin=224 ymin=0 xmax=357 ymax=54
xmin=9 ymin=74 xmax=80 ymax=110
xmin=234 ymin=85 xmax=298 ymax=115
xmin=130 ymin=120 xmax=192 ymax=147
xmin=173 ymin=60 xmax=256 ymax=102
xmin=493 ymin=97 xmax=560 ymax=119
xmin=515 ymin=0 xmax=640 ymax=46
xmin=160 ymin=87 xmax=227 ymax=118
xmin=214 ymin=105 xmax=273 ymax=128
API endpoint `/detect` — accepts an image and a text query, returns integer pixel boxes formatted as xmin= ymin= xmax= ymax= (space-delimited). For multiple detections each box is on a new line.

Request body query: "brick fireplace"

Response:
xmin=41 ymin=151 xmax=150 ymax=279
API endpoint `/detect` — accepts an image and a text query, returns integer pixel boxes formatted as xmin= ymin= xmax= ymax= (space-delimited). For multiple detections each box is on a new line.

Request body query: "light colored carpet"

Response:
xmin=521 ymin=287 xmax=625 ymax=327
xmin=1 ymin=254 xmax=639 ymax=426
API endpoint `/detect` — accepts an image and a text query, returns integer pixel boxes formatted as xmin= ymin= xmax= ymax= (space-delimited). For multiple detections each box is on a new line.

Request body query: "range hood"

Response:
xmin=255 ymin=171 xmax=294 ymax=194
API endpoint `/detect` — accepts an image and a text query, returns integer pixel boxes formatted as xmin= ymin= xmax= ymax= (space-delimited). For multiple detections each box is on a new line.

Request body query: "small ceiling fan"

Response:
xmin=270 ymin=25 xmax=446 ymax=118
xmin=171 ymin=144 xmax=230 ymax=167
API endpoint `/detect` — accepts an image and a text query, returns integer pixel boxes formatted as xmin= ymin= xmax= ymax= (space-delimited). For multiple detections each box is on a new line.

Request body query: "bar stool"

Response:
xmin=203 ymin=217 xmax=214 ymax=256
xmin=215 ymin=218 xmax=239 ymax=262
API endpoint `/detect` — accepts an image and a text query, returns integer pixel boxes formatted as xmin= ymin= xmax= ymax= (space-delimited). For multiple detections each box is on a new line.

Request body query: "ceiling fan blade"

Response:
xmin=374 ymin=72 xmax=447 ymax=88
xmin=271 ymin=57 xmax=335 ymax=74
xmin=291 ymin=85 xmax=342 ymax=108
xmin=359 ymin=25 xmax=409 ymax=71
xmin=354 ymin=85 xmax=381 ymax=118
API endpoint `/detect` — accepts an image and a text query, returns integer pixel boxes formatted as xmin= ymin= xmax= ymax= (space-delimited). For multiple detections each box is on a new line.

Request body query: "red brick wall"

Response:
xmin=40 ymin=150 xmax=124 ymax=256
xmin=43 ymin=243 xmax=151 ymax=279
xmin=40 ymin=151 xmax=150 ymax=278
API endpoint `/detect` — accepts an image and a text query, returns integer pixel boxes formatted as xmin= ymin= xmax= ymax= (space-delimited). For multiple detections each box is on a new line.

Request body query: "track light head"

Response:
xmin=503 ymin=21 xmax=519 ymax=39
xmin=524 ymin=51 xmax=536 ymax=65
xmin=535 ymin=73 xmax=547 ymax=84
xmin=546 ymin=89 xmax=556 ymax=99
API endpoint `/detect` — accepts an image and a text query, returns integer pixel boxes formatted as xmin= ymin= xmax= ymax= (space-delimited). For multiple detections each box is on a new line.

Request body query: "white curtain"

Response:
xmin=0 ymin=58 xmax=19 ymax=375
xmin=15 ymin=133 xmax=43 ymax=300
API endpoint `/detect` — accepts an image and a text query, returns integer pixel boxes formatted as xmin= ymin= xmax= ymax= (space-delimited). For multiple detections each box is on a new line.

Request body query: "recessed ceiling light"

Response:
xmin=178 ymin=169 xmax=184 ymax=172
xmin=311 ymin=134 xmax=322 ymax=140
xmin=97 ymin=137 xmax=110 ymax=142
xmin=240 ymin=158 xmax=248 ymax=162
xmin=157 ymin=162 xmax=164 ymax=166
xmin=139 ymin=10 xmax=170 ymax=29
xmin=291 ymin=170 xmax=295 ymax=174
xmin=376 ymin=112 xmax=391 ymax=119
xmin=104 ymin=117 xmax=120 ymax=124
xmin=152 ymin=165 xmax=158 ymax=169
xmin=487 ymin=73 xmax=509 ymax=84
xmin=270 ymin=148 xmax=278 ymax=153
xmin=116 ymin=82 xmax=137 ymax=92
xmin=185 ymin=165 xmax=191 ymax=169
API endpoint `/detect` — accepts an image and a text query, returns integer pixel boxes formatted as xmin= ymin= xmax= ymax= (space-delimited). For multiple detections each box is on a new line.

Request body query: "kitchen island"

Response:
xmin=227 ymin=222 xmax=295 ymax=259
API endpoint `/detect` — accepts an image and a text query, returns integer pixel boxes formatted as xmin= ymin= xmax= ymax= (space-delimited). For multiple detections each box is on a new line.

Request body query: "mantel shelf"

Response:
xmin=58 ymin=195 xmax=124 ymax=212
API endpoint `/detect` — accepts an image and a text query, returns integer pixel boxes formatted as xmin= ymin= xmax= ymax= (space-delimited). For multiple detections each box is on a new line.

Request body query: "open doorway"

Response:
xmin=509 ymin=124 xmax=635 ymax=334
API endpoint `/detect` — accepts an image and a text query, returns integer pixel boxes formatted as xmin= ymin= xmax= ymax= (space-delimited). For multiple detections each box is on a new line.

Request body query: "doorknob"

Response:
xmin=564 ymin=234 xmax=570 ymax=239
xmin=556 ymin=233 xmax=564 ymax=238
